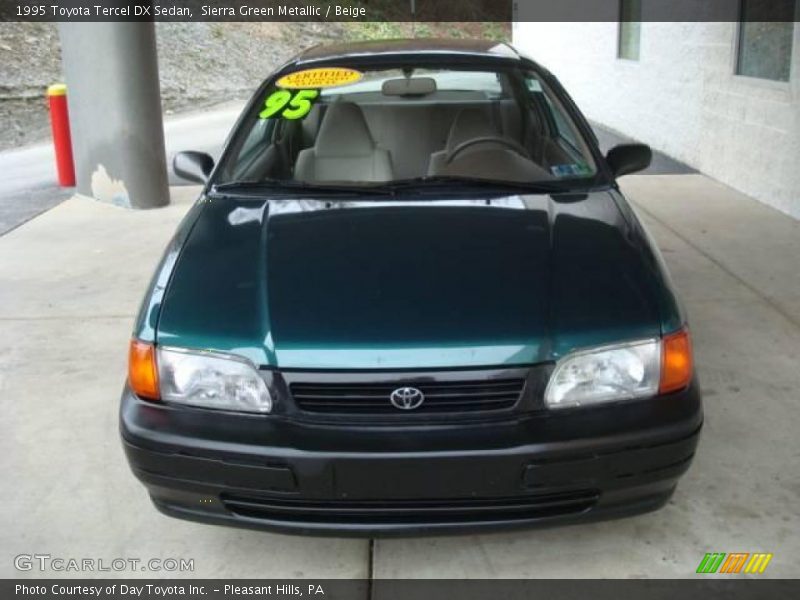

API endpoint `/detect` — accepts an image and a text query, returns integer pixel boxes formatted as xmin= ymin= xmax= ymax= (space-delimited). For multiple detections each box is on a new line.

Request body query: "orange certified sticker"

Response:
xmin=276 ymin=67 xmax=363 ymax=89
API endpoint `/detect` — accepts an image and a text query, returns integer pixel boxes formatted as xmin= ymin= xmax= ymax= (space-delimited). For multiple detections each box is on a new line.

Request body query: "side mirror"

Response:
xmin=605 ymin=143 xmax=652 ymax=178
xmin=173 ymin=151 xmax=214 ymax=184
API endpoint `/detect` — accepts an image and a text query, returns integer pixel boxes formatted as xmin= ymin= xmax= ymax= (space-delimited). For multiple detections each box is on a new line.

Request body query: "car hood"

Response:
xmin=156 ymin=192 xmax=674 ymax=369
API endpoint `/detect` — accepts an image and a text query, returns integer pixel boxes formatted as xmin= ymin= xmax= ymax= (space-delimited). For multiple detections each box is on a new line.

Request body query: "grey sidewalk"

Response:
xmin=0 ymin=174 xmax=798 ymax=579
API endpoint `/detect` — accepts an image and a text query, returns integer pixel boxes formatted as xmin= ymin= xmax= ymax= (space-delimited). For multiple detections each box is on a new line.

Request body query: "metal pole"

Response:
xmin=57 ymin=22 xmax=169 ymax=209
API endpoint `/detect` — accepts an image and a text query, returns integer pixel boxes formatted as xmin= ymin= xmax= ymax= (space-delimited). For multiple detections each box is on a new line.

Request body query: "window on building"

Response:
xmin=618 ymin=0 xmax=642 ymax=60
xmin=736 ymin=1 xmax=797 ymax=82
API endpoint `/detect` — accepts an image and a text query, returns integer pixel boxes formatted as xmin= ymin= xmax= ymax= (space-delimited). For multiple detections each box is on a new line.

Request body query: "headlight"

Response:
xmin=545 ymin=339 xmax=660 ymax=409
xmin=156 ymin=346 xmax=272 ymax=413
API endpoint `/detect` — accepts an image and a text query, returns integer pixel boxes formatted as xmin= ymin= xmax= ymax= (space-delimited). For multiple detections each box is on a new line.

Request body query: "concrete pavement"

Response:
xmin=0 ymin=174 xmax=798 ymax=580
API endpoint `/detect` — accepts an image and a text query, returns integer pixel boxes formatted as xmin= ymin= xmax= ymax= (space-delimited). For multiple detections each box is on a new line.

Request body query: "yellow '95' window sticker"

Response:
xmin=276 ymin=67 xmax=363 ymax=89
xmin=259 ymin=89 xmax=319 ymax=120
xmin=260 ymin=68 xmax=362 ymax=120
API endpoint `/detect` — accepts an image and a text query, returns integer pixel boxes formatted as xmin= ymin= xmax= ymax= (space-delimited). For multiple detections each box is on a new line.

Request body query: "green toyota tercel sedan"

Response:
xmin=121 ymin=39 xmax=701 ymax=536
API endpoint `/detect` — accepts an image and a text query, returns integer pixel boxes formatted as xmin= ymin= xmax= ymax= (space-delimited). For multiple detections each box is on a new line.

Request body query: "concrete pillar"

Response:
xmin=58 ymin=23 xmax=169 ymax=209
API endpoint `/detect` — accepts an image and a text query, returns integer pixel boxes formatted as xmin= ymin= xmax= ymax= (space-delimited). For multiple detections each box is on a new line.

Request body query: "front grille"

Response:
xmin=290 ymin=378 xmax=525 ymax=415
xmin=221 ymin=491 xmax=598 ymax=525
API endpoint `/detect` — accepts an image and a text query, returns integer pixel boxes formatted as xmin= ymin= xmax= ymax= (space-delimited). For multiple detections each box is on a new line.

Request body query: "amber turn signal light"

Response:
xmin=129 ymin=339 xmax=160 ymax=400
xmin=660 ymin=328 xmax=693 ymax=394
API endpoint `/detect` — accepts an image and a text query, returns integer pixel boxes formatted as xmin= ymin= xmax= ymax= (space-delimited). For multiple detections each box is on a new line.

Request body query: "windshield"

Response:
xmin=215 ymin=63 xmax=598 ymax=189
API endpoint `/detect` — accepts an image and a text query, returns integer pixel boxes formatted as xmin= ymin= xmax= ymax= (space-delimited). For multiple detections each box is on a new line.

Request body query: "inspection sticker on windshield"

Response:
xmin=551 ymin=163 xmax=592 ymax=177
xmin=276 ymin=67 xmax=363 ymax=89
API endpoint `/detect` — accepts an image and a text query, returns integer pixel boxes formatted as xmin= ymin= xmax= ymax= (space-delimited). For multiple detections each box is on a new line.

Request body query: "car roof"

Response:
xmin=292 ymin=38 xmax=522 ymax=65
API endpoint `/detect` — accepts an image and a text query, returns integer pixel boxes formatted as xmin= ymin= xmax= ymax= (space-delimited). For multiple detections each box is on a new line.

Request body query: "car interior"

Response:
xmin=225 ymin=71 xmax=594 ymax=185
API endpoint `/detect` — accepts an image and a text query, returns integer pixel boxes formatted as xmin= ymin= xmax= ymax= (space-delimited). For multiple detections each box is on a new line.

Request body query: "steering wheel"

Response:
xmin=445 ymin=136 xmax=531 ymax=165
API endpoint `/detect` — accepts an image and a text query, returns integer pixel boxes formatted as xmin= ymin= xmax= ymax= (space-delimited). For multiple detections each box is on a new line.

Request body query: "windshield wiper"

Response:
xmin=212 ymin=179 xmax=393 ymax=197
xmin=211 ymin=176 xmax=595 ymax=199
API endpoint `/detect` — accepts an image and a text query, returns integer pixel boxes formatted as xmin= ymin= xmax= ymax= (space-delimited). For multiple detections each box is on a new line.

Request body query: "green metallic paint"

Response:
xmin=132 ymin=200 xmax=206 ymax=344
xmin=142 ymin=189 xmax=685 ymax=370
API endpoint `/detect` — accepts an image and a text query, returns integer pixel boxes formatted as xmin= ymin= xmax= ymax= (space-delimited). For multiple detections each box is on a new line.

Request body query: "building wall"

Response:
xmin=513 ymin=22 xmax=800 ymax=219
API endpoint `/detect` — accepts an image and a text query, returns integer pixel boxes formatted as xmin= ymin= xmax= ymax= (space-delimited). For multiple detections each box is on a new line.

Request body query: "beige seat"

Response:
xmin=294 ymin=102 xmax=394 ymax=183
xmin=427 ymin=107 xmax=552 ymax=182
xmin=427 ymin=108 xmax=498 ymax=176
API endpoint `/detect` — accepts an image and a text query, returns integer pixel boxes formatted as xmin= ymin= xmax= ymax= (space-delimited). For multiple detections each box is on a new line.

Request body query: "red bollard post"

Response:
xmin=47 ymin=83 xmax=76 ymax=187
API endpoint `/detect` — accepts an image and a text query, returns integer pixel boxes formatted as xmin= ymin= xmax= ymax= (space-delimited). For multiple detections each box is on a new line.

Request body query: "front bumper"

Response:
xmin=120 ymin=381 xmax=702 ymax=536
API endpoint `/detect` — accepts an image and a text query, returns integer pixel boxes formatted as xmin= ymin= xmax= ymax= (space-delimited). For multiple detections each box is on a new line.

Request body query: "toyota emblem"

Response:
xmin=389 ymin=387 xmax=425 ymax=410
